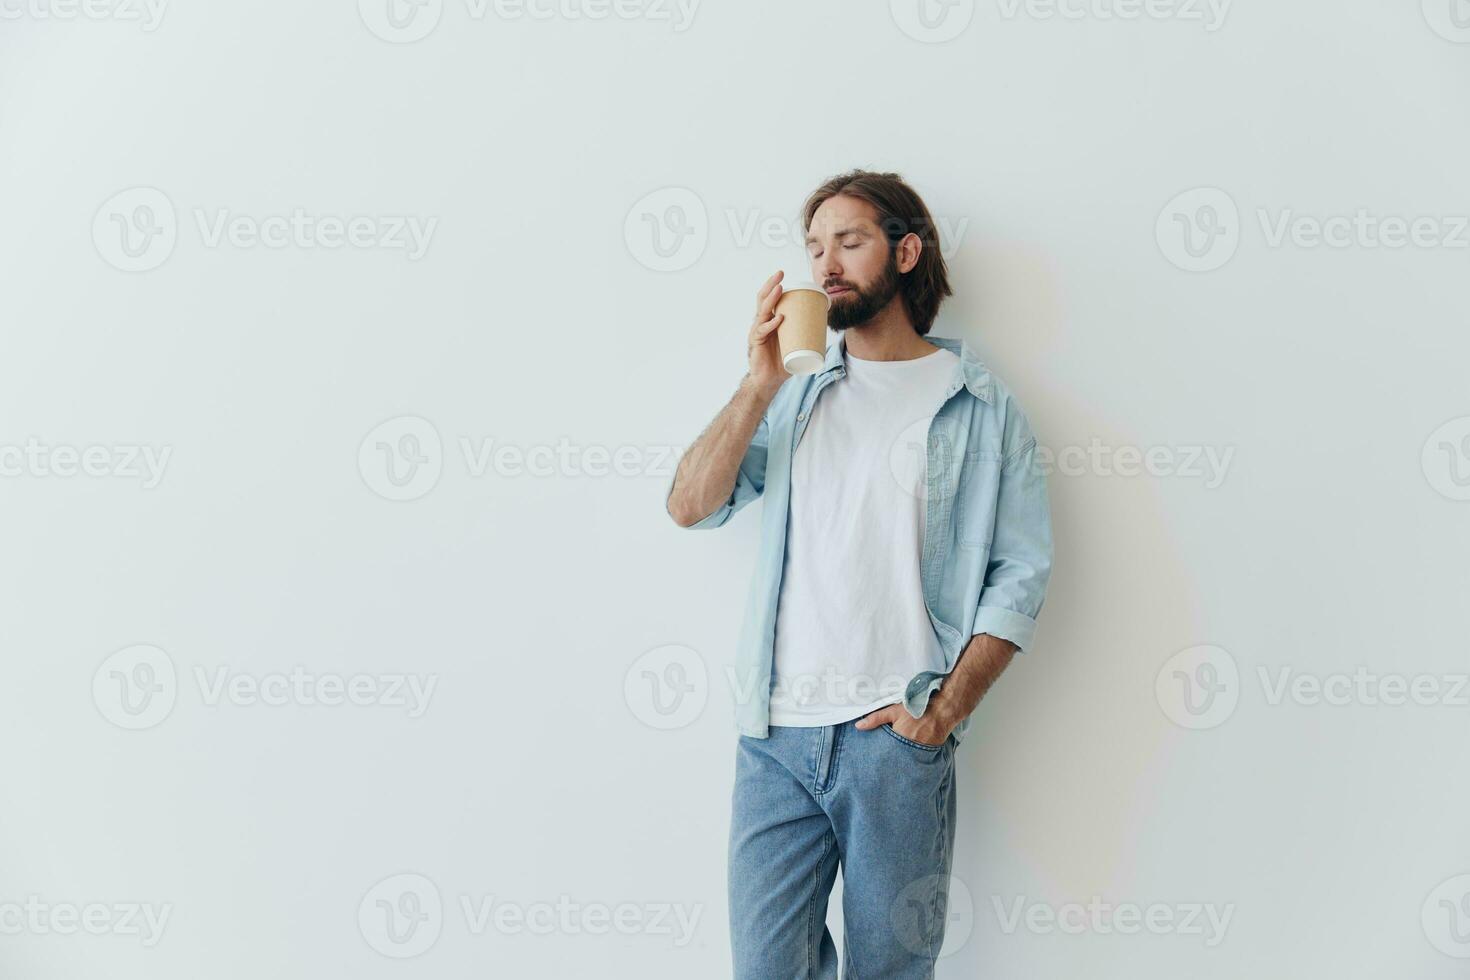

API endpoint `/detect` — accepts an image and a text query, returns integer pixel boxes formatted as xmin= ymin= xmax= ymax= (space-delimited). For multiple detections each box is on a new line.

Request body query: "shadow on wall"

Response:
xmin=941 ymin=241 xmax=1203 ymax=904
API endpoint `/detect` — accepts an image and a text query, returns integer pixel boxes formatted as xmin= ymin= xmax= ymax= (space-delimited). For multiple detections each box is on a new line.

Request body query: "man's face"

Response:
xmin=805 ymin=195 xmax=902 ymax=330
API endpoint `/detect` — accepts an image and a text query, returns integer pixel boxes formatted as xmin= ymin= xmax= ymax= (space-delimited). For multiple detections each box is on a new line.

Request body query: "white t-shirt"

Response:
xmin=768 ymin=342 xmax=961 ymax=727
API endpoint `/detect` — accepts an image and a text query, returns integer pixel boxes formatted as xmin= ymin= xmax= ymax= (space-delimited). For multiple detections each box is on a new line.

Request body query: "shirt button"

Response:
xmin=797 ymin=412 xmax=806 ymax=421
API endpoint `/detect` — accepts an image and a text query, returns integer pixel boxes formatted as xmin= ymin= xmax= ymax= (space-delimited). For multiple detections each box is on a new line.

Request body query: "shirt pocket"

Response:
xmin=956 ymin=450 xmax=1003 ymax=549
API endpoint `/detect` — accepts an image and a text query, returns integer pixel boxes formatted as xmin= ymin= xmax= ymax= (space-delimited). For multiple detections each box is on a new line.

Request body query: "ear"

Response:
xmin=895 ymin=231 xmax=923 ymax=275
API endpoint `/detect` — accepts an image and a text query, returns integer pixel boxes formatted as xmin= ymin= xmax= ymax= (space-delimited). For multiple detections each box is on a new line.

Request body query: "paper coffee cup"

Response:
xmin=775 ymin=281 xmax=830 ymax=375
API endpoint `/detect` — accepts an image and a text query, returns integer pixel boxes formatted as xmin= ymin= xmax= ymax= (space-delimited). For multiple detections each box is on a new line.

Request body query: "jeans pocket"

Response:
xmin=880 ymin=722 xmax=944 ymax=752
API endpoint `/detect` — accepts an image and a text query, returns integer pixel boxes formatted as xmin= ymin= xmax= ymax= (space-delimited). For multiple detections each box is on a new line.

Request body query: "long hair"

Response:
xmin=801 ymin=169 xmax=954 ymax=336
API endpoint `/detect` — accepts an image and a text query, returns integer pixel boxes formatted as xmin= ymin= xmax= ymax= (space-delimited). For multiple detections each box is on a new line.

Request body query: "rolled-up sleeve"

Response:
xmin=971 ymin=411 xmax=1053 ymax=651
xmin=665 ymin=413 xmax=771 ymax=530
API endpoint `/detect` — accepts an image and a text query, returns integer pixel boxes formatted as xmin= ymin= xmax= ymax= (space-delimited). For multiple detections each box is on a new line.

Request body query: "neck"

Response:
xmin=840 ymin=301 xmax=934 ymax=361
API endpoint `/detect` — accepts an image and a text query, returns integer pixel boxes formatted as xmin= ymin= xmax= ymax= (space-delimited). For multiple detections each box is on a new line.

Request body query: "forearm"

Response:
xmin=667 ymin=374 xmax=780 ymax=526
xmin=928 ymin=633 xmax=1016 ymax=727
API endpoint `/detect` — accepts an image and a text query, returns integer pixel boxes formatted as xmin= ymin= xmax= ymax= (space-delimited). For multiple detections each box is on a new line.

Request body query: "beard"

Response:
xmin=826 ymin=251 xmax=902 ymax=330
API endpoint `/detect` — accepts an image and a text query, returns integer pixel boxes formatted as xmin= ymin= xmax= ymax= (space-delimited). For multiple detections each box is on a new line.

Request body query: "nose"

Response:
xmin=813 ymin=252 xmax=842 ymax=283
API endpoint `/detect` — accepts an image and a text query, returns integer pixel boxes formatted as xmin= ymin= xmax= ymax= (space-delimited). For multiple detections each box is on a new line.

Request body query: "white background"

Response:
xmin=1 ymin=0 xmax=1467 ymax=976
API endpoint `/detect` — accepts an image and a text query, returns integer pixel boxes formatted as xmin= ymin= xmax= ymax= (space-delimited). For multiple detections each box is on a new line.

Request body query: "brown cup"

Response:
xmin=774 ymin=282 xmax=831 ymax=375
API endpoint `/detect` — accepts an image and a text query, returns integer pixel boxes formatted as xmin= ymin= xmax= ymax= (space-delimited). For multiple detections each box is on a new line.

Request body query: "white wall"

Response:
xmin=1 ymin=0 xmax=1466 ymax=977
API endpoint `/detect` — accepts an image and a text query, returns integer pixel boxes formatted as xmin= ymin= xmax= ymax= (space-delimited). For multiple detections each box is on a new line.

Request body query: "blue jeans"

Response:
xmin=728 ymin=718 xmax=959 ymax=979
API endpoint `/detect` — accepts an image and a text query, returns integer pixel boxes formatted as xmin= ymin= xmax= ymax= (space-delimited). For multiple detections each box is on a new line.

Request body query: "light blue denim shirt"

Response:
xmin=669 ymin=332 xmax=1053 ymax=744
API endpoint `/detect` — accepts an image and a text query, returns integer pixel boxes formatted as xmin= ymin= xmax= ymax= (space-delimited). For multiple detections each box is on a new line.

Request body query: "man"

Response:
xmin=665 ymin=170 xmax=1053 ymax=978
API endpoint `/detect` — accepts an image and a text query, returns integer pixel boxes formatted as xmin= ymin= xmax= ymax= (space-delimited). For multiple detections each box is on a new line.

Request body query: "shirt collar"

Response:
xmin=819 ymin=330 xmax=993 ymax=403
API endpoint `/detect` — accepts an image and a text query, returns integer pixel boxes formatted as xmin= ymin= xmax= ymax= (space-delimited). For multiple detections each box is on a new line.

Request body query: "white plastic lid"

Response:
xmin=783 ymin=348 xmax=825 ymax=375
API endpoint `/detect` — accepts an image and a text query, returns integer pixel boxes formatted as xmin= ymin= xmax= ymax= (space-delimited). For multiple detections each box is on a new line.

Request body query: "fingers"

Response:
xmin=756 ymin=271 xmax=784 ymax=320
xmin=747 ymin=310 xmax=783 ymax=349
xmin=758 ymin=286 xmax=783 ymax=322
xmin=755 ymin=269 xmax=784 ymax=310
xmin=853 ymin=705 xmax=897 ymax=730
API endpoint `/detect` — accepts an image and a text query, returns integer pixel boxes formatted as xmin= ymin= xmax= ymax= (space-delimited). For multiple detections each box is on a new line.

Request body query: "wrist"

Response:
xmin=743 ymin=373 xmax=784 ymax=403
xmin=926 ymin=690 xmax=968 ymax=729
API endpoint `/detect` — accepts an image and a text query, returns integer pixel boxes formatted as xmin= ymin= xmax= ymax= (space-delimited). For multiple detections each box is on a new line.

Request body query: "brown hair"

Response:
xmin=801 ymin=169 xmax=954 ymax=336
